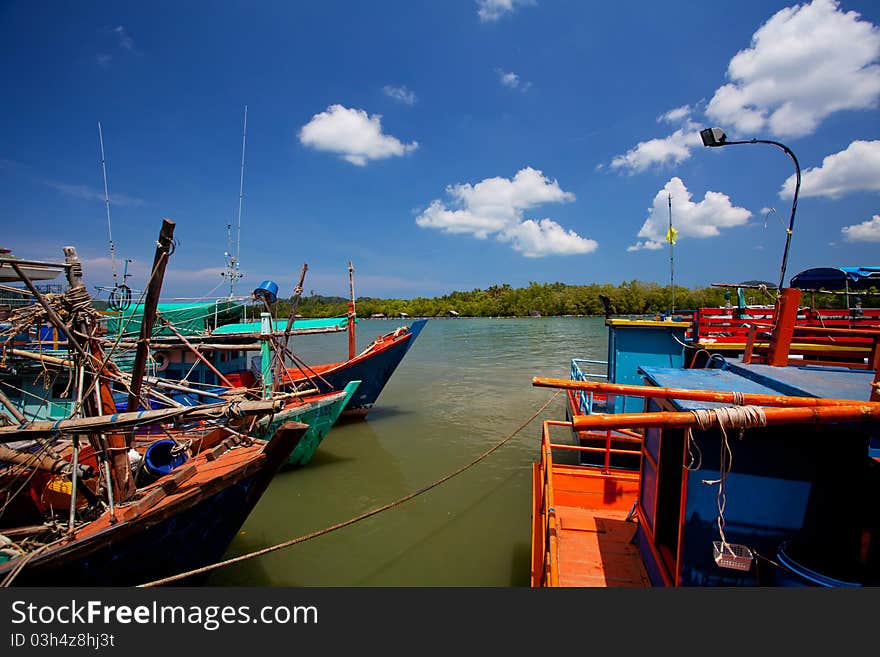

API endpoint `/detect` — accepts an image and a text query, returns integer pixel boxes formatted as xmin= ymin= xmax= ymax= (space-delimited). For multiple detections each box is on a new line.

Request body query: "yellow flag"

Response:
xmin=665 ymin=225 xmax=678 ymax=245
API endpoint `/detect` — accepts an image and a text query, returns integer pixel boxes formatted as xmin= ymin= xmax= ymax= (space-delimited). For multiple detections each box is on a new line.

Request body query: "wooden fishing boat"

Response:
xmin=252 ymin=380 xmax=360 ymax=466
xmin=0 ymin=223 xmax=309 ymax=586
xmin=0 ymin=419 xmax=307 ymax=586
xmin=95 ymin=265 xmax=426 ymax=420
xmin=278 ymin=319 xmax=427 ymax=417
xmin=532 ymin=287 xmax=880 ymax=587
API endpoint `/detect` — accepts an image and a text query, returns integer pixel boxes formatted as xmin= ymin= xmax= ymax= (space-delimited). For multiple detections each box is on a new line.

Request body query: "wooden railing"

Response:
xmin=694 ymin=306 xmax=880 ymax=345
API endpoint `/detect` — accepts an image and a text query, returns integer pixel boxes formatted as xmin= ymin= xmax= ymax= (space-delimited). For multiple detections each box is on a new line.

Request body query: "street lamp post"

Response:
xmin=700 ymin=127 xmax=801 ymax=292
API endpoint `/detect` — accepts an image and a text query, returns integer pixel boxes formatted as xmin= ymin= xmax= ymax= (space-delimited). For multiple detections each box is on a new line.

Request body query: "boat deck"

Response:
xmin=533 ymin=459 xmax=650 ymax=587
xmin=554 ymin=504 xmax=650 ymax=587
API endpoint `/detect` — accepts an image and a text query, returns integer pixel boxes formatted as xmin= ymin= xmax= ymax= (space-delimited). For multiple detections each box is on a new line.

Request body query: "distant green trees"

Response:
xmin=270 ymin=280 xmax=818 ymax=318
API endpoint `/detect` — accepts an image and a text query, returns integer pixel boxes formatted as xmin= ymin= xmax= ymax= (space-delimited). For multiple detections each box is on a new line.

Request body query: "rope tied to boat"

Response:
xmin=692 ymin=404 xmax=766 ymax=564
xmin=136 ymin=390 xmax=562 ymax=587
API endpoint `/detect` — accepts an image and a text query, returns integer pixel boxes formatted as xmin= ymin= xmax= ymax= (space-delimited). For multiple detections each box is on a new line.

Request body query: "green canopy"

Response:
xmin=104 ymin=300 xmax=246 ymax=337
xmin=211 ymin=316 xmax=354 ymax=336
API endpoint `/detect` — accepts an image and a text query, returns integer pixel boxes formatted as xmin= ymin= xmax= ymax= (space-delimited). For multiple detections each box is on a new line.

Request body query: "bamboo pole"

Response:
xmin=0 ymin=398 xmax=285 ymax=441
xmin=532 ymin=376 xmax=880 ymax=407
xmin=0 ymin=388 xmax=26 ymax=424
xmin=571 ymin=404 xmax=880 ymax=432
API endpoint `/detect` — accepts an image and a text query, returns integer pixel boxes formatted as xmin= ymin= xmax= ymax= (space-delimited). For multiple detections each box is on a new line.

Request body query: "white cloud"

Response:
xmin=842 ymin=214 xmax=880 ymax=242
xmin=477 ymin=0 xmax=534 ymax=22
xmin=416 ymin=167 xmax=596 ymax=257
xmin=96 ymin=54 xmax=112 ymax=68
xmin=497 ymin=69 xmax=531 ymax=92
xmin=657 ymin=105 xmax=691 ymax=124
xmin=383 ymin=85 xmax=417 ymax=106
xmin=706 ymin=0 xmax=880 ymax=138
xmin=628 ymin=177 xmax=751 ymax=250
xmin=298 ymin=104 xmax=419 ymax=166
xmin=610 ymin=121 xmax=703 ymax=173
xmin=780 ymin=140 xmax=880 ymax=199
xmin=500 ymin=219 xmax=598 ymax=257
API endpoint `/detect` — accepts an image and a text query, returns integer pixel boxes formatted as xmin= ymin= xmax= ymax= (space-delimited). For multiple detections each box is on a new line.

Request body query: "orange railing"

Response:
xmin=532 ymin=419 xmax=644 ymax=586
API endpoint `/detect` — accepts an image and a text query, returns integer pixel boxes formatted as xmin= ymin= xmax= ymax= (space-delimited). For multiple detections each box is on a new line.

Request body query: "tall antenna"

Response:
xmin=98 ymin=121 xmax=118 ymax=286
xmin=236 ymin=105 xmax=247 ymax=267
xmin=221 ymin=106 xmax=247 ymax=298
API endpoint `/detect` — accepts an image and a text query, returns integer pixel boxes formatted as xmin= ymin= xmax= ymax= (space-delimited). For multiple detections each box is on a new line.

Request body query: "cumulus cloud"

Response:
xmin=610 ymin=121 xmax=703 ymax=173
xmin=842 ymin=214 xmax=880 ymax=242
xmin=706 ymin=0 xmax=880 ymax=138
xmin=383 ymin=85 xmax=417 ymax=105
xmin=657 ymin=105 xmax=691 ymax=124
xmin=416 ymin=167 xmax=596 ymax=257
xmin=477 ymin=0 xmax=534 ymax=22
xmin=298 ymin=104 xmax=418 ymax=166
xmin=780 ymin=140 xmax=880 ymax=199
xmin=628 ymin=177 xmax=751 ymax=250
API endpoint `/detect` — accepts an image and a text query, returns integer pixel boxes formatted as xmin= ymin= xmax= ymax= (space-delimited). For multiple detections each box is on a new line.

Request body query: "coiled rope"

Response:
xmin=137 ymin=390 xmax=562 ymax=587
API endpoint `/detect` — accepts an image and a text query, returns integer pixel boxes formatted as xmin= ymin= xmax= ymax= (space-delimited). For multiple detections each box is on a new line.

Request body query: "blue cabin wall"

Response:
xmin=606 ymin=321 xmax=689 ymax=414
xmin=635 ymin=395 xmax=879 ymax=586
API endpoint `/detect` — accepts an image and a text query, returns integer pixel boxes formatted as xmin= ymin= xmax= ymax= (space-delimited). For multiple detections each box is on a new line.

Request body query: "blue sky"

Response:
xmin=2 ymin=0 xmax=878 ymax=301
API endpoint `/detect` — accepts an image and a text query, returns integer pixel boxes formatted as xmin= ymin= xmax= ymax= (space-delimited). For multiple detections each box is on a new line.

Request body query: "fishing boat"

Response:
xmin=0 ymin=225 xmax=310 ymax=586
xmin=691 ymin=266 xmax=880 ymax=365
xmin=530 ymin=286 xmax=880 ymax=587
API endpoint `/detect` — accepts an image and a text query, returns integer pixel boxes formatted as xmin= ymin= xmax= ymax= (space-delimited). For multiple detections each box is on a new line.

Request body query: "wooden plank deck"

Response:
xmin=555 ymin=505 xmax=650 ymax=587
xmin=543 ymin=465 xmax=650 ymax=587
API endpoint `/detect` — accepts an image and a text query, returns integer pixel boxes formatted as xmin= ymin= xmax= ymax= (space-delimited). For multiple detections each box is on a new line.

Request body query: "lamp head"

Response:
xmin=700 ymin=127 xmax=727 ymax=147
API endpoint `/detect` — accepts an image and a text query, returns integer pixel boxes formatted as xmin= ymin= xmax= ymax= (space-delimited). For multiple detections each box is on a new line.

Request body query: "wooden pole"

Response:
xmin=7 ymin=262 xmax=89 ymax=361
xmin=61 ymin=246 xmax=137 ymax=503
xmin=275 ymin=263 xmax=308 ymax=390
xmin=571 ymin=404 xmax=880 ymax=432
xmin=0 ymin=389 xmax=26 ymax=424
xmin=127 ymin=218 xmax=176 ymax=412
xmin=157 ymin=314 xmax=235 ymax=388
xmin=531 ymin=376 xmax=880 ymax=408
xmin=0 ymin=398 xmax=285 ymax=440
xmin=347 ymin=261 xmax=356 ymax=360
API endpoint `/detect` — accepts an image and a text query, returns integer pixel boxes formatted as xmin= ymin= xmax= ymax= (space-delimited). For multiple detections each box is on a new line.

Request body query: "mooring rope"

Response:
xmin=137 ymin=390 xmax=562 ymax=587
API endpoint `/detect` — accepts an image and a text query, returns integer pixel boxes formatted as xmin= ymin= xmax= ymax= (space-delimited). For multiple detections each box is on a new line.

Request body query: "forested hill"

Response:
xmin=278 ymin=280 xmax=798 ymax=319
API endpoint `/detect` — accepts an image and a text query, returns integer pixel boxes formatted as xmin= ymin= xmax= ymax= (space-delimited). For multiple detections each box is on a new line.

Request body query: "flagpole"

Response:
xmin=668 ymin=193 xmax=675 ymax=314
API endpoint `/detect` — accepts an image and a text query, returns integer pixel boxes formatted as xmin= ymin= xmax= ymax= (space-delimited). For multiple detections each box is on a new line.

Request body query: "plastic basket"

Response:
xmin=713 ymin=541 xmax=753 ymax=571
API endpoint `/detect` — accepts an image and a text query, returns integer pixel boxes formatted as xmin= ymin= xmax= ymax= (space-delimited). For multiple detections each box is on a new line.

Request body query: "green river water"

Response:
xmin=207 ymin=316 xmax=608 ymax=586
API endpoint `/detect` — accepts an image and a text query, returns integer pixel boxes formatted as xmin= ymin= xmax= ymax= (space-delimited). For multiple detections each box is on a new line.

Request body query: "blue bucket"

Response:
xmin=253 ymin=280 xmax=279 ymax=304
xmin=142 ymin=439 xmax=189 ymax=482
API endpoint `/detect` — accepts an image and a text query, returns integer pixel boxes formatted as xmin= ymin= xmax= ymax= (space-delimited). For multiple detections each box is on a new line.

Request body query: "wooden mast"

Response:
xmin=126 ymin=218 xmax=176 ymax=412
xmin=347 ymin=261 xmax=356 ymax=360
xmin=276 ymin=263 xmax=308 ymax=390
